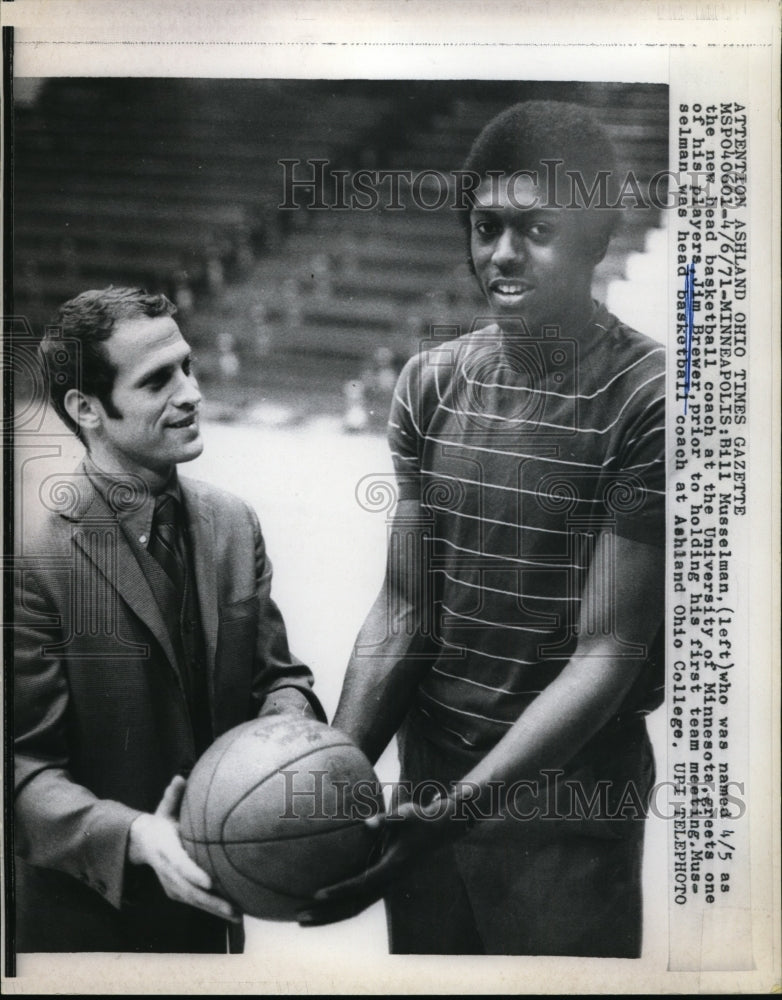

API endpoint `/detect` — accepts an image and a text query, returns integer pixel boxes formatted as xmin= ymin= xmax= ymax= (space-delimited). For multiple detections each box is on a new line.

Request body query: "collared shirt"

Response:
xmin=82 ymin=453 xmax=182 ymax=550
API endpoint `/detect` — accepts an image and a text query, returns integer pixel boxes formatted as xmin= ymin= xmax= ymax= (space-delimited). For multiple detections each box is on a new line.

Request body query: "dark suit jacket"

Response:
xmin=13 ymin=462 xmax=324 ymax=952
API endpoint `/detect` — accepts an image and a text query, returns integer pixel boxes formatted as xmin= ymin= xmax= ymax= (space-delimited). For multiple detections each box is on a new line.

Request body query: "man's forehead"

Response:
xmin=107 ymin=315 xmax=188 ymax=369
xmin=471 ymin=172 xmax=553 ymax=212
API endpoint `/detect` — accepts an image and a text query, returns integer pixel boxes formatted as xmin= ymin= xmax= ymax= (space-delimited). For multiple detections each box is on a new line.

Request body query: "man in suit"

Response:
xmin=14 ymin=286 xmax=325 ymax=952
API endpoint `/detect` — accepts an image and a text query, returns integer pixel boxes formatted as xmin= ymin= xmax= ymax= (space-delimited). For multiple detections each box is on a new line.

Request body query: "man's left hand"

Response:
xmin=297 ymin=793 xmax=471 ymax=926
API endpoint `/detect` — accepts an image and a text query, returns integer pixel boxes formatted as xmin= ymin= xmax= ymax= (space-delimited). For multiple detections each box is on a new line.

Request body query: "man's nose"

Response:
xmin=492 ymin=228 xmax=525 ymax=268
xmin=173 ymin=371 xmax=202 ymax=408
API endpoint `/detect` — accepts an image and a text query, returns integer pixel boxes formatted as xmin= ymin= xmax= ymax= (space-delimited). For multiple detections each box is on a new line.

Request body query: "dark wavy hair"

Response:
xmin=459 ymin=100 xmax=622 ymax=266
xmin=41 ymin=286 xmax=177 ymax=441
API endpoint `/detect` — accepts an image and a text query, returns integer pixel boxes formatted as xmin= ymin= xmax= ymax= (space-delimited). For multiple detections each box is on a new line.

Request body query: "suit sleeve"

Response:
xmin=14 ymin=567 xmax=142 ymax=910
xmin=247 ymin=507 xmax=326 ymax=722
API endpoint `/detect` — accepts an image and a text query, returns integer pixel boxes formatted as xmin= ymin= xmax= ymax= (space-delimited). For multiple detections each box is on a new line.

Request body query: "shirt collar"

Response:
xmin=82 ymin=454 xmax=181 ymax=549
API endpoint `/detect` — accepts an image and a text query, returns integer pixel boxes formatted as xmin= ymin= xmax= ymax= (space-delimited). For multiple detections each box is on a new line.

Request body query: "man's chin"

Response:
xmin=486 ymin=297 xmax=535 ymax=327
xmin=492 ymin=309 xmax=537 ymax=334
xmin=177 ymin=437 xmax=205 ymax=464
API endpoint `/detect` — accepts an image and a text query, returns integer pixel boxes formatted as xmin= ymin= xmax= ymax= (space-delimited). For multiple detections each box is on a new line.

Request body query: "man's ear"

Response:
xmin=590 ymin=231 xmax=611 ymax=265
xmin=64 ymin=389 xmax=102 ymax=436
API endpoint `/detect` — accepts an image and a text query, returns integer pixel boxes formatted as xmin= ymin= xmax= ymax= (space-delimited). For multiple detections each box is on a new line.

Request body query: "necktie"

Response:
xmin=149 ymin=493 xmax=186 ymax=594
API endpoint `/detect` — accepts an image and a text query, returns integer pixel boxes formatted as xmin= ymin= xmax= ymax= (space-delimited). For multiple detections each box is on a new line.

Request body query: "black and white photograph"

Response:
xmin=2 ymin=1 xmax=779 ymax=994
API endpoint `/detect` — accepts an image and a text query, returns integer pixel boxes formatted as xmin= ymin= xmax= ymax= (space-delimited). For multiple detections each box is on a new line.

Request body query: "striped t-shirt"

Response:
xmin=388 ymin=303 xmax=665 ymax=755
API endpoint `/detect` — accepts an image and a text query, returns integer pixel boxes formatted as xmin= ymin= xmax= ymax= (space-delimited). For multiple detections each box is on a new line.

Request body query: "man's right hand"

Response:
xmin=298 ymin=793 xmax=472 ymax=926
xmin=127 ymin=775 xmax=241 ymax=923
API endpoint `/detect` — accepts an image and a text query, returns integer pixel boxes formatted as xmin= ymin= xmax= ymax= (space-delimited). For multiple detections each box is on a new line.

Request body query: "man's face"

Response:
xmin=89 ymin=314 xmax=203 ymax=479
xmin=469 ymin=173 xmax=599 ymax=333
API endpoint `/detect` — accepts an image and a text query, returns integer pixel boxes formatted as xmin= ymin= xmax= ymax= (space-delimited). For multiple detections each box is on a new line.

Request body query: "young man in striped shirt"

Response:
xmin=302 ymin=101 xmax=665 ymax=957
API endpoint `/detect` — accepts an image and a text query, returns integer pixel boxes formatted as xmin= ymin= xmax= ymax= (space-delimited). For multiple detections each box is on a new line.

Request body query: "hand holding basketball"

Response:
xmin=298 ymin=792 xmax=470 ymax=926
xmin=128 ymin=776 xmax=241 ymax=923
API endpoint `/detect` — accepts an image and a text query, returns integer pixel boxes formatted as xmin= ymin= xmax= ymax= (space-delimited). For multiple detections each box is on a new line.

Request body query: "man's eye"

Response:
xmin=473 ymin=220 xmax=499 ymax=238
xmin=528 ymin=222 xmax=554 ymax=240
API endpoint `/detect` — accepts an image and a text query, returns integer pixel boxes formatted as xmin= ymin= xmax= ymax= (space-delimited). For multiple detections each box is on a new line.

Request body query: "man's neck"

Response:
xmin=85 ymin=446 xmax=176 ymax=496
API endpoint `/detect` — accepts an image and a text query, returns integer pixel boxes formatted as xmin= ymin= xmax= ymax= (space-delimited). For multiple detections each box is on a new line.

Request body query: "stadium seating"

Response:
xmin=14 ymin=80 xmax=668 ymax=374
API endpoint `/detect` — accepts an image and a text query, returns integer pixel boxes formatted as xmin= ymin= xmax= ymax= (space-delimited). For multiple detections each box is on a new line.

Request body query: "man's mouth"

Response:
xmin=488 ymin=278 xmax=533 ymax=298
xmin=168 ymin=412 xmax=198 ymax=429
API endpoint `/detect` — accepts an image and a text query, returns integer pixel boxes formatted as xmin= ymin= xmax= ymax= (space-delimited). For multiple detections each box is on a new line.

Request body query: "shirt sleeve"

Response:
xmin=611 ymin=387 xmax=666 ymax=548
xmin=388 ymin=354 xmax=425 ymax=502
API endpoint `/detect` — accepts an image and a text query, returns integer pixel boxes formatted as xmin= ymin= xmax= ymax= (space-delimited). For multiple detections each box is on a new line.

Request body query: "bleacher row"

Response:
xmin=13 ymin=80 xmax=669 ymax=363
xmin=13 ymin=81 xmax=395 ymax=325
xmin=235 ymin=84 xmax=669 ymax=360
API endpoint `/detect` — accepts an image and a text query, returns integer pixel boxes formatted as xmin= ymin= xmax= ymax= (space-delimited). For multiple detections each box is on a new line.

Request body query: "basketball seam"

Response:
xmin=217 ymin=819 xmax=382 ymax=903
xmin=181 ymin=818 xmax=367 ymax=847
xmin=219 ymin=740 xmax=363 ymax=844
xmin=201 ymin=728 xmax=245 ymax=901
xmin=217 ymin=838 xmax=350 ymax=902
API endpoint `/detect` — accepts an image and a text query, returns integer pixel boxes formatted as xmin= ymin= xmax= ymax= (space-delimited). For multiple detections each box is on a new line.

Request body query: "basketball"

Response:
xmin=179 ymin=715 xmax=384 ymax=921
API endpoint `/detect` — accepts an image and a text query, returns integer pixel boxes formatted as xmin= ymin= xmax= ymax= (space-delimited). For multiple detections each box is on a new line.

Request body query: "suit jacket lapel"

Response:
xmin=181 ymin=479 xmax=219 ymax=676
xmin=66 ymin=474 xmax=181 ymax=677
